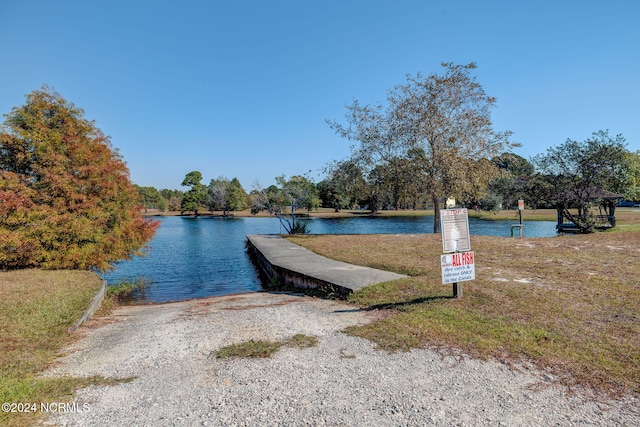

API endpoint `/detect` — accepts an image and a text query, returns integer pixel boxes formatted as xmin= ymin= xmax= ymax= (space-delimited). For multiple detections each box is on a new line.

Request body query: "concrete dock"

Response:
xmin=246 ymin=234 xmax=407 ymax=297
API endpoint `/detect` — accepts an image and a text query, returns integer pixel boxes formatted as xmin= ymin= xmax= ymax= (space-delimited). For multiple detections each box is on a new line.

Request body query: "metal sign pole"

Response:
xmin=452 ymin=245 xmax=462 ymax=298
xmin=519 ymin=209 xmax=524 ymax=237
xmin=518 ymin=199 xmax=524 ymax=238
xmin=453 ymin=281 xmax=462 ymax=298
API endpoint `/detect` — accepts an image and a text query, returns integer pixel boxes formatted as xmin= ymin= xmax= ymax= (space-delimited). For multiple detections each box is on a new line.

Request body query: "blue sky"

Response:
xmin=1 ymin=0 xmax=638 ymax=191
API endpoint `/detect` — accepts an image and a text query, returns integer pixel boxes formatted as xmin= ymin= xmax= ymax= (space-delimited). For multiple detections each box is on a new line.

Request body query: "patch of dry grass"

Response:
xmin=287 ymin=222 xmax=640 ymax=399
xmin=470 ymin=206 xmax=640 ymax=225
xmin=0 ymin=270 xmax=118 ymax=427
xmin=469 ymin=208 xmax=557 ymax=222
xmin=213 ymin=334 xmax=319 ymax=359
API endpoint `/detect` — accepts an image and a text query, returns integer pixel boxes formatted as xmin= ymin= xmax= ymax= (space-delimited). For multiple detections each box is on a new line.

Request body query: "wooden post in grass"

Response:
xmin=453 ymin=281 xmax=462 ymax=298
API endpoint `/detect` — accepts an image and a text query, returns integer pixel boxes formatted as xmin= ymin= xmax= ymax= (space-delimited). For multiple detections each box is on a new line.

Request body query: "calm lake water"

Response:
xmin=101 ymin=215 xmax=557 ymax=302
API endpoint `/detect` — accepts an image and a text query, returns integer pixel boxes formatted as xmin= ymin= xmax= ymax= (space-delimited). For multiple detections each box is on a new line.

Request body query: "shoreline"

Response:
xmin=142 ymin=207 xmax=568 ymax=222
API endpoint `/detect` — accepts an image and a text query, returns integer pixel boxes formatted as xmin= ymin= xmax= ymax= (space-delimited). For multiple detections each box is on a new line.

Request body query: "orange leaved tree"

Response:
xmin=0 ymin=86 xmax=158 ymax=271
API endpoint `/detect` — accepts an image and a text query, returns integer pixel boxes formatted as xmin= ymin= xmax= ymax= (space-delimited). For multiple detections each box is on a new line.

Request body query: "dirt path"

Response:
xmin=45 ymin=292 xmax=638 ymax=426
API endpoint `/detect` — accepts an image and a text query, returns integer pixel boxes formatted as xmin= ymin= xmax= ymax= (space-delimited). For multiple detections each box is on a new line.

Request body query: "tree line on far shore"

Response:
xmin=2 ymin=63 xmax=639 ymax=271
xmin=137 ymin=133 xmax=640 ymax=227
xmin=139 ymin=63 xmax=640 ymax=235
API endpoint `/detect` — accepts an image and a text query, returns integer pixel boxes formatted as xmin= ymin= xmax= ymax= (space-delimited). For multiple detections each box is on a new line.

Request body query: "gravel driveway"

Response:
xmin=45 ymin=292 xmax=638 ymax=426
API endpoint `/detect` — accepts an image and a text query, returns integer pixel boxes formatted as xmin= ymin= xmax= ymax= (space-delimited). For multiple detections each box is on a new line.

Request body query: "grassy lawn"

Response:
xmin=0 ymin=270 xmax=119 ymax=427
xmin=287 ymin=209 xmax=640 ymax=399
xmin=2 ymin=207 xmax=638 ymax=426
xmin=469 ymin=206 xmax=640 ymax=225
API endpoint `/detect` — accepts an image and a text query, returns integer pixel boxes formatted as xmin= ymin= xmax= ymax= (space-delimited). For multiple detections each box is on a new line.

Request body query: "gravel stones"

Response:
xmin=45 ymin=292 xmax=639 ymax=426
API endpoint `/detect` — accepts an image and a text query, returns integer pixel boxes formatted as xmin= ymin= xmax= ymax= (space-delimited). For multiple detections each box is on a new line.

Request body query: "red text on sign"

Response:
xmin=451 ymin=252 xmax=474 ymax=267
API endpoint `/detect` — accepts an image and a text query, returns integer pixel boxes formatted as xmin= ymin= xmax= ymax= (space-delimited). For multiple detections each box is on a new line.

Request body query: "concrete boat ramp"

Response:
xmin=246 ymin=234 xmax=407 ymax=297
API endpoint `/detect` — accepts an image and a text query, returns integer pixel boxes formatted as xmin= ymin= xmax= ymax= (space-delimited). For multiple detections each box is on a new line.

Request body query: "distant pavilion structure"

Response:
xmin=555 ymin=188 xmax=624 ymax=233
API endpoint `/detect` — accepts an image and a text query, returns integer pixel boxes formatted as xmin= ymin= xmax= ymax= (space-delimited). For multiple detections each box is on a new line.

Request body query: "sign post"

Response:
xmin=517 ymin=199 xmax=524 ymax=237
xmin=440 ymin=208 xmax=473 ymax=298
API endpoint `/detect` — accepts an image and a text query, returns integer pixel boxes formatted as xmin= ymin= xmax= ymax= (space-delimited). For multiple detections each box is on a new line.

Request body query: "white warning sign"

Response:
xmin=441 ymin=251 xmax=475 ymax=284
xmin=440 ymin=209 xmax=471 ymax=253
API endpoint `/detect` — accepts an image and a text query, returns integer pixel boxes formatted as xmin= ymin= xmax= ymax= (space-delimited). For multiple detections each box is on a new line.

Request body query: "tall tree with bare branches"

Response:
xmin=329 ymin=63 xmax=517 ymax=232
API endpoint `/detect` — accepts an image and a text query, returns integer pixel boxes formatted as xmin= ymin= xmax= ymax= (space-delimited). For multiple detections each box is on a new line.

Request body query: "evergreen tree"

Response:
xmin=0 ymin=86 xmax=158 ymax=270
